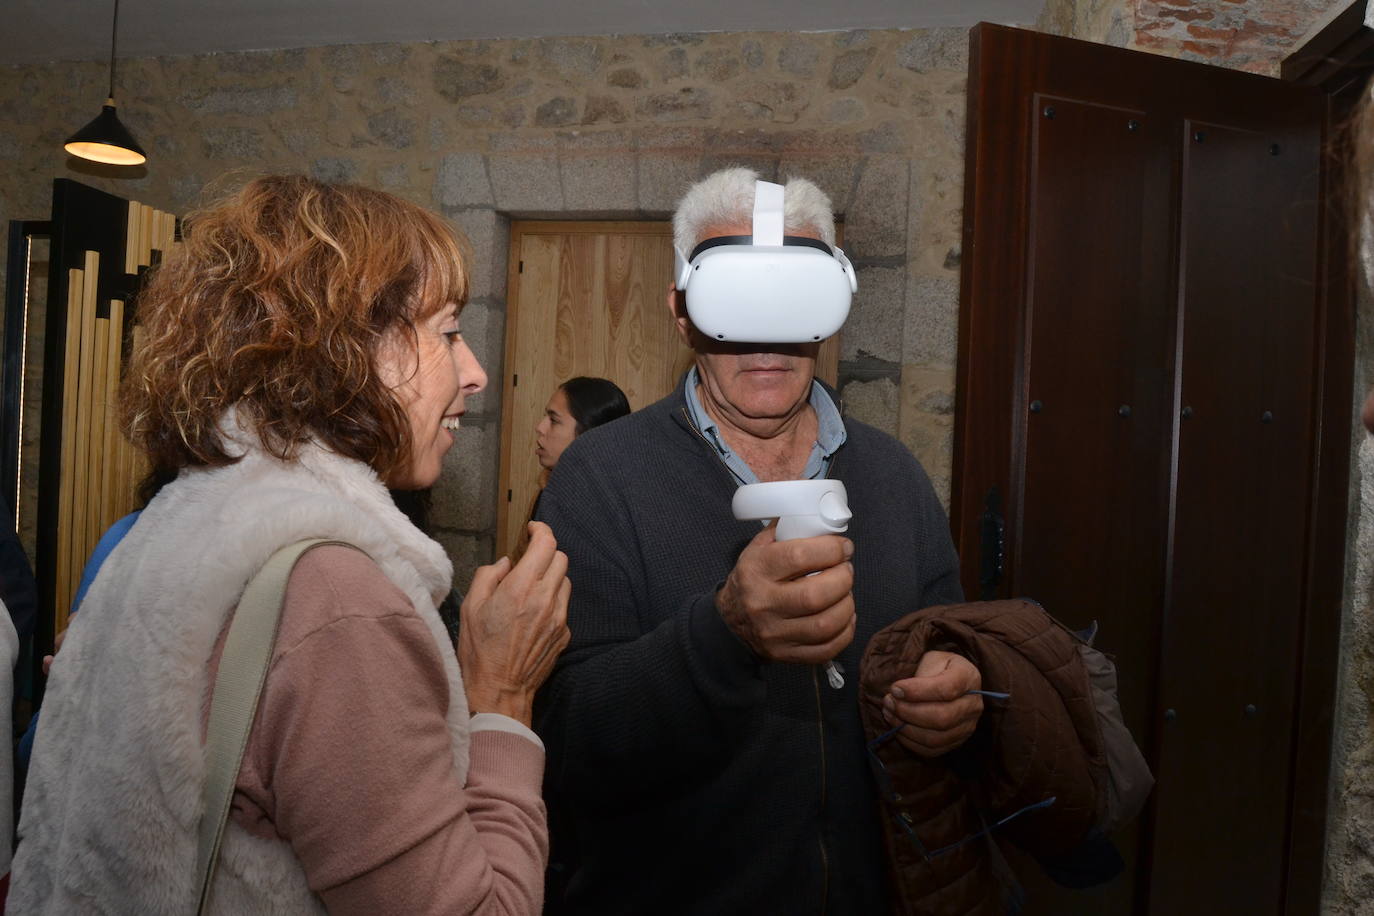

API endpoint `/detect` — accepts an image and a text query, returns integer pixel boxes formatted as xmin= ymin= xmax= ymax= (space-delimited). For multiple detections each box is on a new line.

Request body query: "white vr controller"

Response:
xmin=732 ymin=480 xmax=852 ymax=690
xmin=731 ymin=479 xmax=851 ymax=541
xmin=674 ymin=180 xmax=857 ymax=344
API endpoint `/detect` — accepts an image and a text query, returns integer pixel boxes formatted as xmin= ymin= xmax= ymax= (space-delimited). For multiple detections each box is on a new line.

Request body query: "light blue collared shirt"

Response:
xmin=684 ymin=366 xmax=847 ymax=485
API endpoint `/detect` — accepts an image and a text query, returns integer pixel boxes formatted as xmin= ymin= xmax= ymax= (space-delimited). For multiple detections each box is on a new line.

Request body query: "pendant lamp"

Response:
xmin=64 ymin=0 xmax=146 ymax=166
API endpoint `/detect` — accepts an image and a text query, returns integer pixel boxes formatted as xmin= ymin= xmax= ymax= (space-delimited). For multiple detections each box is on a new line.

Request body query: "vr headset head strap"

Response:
xmin=687 ymin=235 xmax=832 ymax=261
xmin=752 ymin=179 xmax=785 ymax=247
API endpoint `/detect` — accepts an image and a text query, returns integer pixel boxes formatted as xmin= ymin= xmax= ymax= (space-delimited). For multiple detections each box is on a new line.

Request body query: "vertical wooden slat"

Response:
xmin=133 ymin=202 xmax=146 ymax=270
xmin=70 ymin=250 xmax=100 ymax=610
xmin=123 ymin=324 xmax=148 ymax=518
xmin=125 ymin=202 xmax=141 ymax=276
xmin=102 ymin=299 xmax=124 ymax=533
xmin=140 ymin=205 xmax=154 ymax=269
xmin=162 ymin=210 xmax=176 ymax=253
xmin=90 ymin=313 xmax=110 ymax=546
xmin=55 ymin=268 xmax=84 ymax=629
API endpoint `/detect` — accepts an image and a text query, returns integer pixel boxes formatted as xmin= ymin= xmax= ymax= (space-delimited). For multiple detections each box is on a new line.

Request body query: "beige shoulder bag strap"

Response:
xmin=194 ymin=538 xmax=359 ymax=915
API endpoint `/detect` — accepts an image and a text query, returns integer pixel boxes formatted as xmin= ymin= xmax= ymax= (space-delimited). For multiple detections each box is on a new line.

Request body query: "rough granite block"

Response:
xmin=435 ymin=152 xmax=494 ymax=208
xmin=435 ymin=531 xmax=493 ymax=594
xmin=897 ymin=364 xmax=957 ymax=506
xmin=311 ymin=156 xmax=360 ymax=183
xmin=201 ymin=126 xmax=263 ymax=159
xmin=638 ymin=151 xmax=702 ymax=213
xmin=488 ymin=153 xmax=564 ymax=212
xmin=447 ymin=208 xmax=510 ymax=304
xmin=902 ymin=273 xmax=960 ymax=368
xmin=431 ymin=422 xmax=497 ymax=532
xmin=846 ymin=155 xmax=910 ymax=259
xmin=840 ymin=377 xmax=899 ymax=437
xmin=895 ymin=28 xmax=969 ymax=75
xmin=843 ymin=265 xmax=905 ymax=364
xmin=561 ymin=152 xmax=638 ymax=211
xmin=778 ymin=155 xmax=860 ymax=216
xmin=453 ymin=299 xmax=504 ymax=420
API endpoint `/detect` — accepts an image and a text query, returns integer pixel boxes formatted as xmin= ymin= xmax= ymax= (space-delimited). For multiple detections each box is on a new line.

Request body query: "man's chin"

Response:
xmin=731 ymin=390 xmax=811 ymax=418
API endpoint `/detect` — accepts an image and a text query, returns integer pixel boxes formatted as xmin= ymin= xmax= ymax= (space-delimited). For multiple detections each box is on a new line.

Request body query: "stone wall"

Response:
xmin=1325 ymin=242 xmax=1374 ymax=913
xmin=0 ymin=27 xmax=973 ymax=584
xmin=1037 ymin=0 xmax=1135 ymax=44
xmin=1038 ymin=0 xmax=1342 ymax=74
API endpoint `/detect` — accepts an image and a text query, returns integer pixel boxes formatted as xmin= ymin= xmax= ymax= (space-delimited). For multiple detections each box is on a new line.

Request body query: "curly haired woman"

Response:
xmin=11 ymin=176 xmax=570 ymax=915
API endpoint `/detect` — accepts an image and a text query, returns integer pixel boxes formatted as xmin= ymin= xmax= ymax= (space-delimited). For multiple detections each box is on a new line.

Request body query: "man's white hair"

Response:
xmin=672 ymin=167 xmax=836 ymax=256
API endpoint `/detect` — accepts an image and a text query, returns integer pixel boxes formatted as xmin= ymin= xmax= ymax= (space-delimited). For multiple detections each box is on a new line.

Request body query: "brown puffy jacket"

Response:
xmin=859 ymin=599 xmax=1116 ymax=916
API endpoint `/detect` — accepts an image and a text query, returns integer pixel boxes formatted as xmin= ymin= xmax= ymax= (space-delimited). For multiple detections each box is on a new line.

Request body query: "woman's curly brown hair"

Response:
xmin=121 ymin=175 xmax=468 ymax=484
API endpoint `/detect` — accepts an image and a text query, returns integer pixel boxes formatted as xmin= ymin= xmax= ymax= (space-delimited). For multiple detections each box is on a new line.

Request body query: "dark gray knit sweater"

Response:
xmin=533 ymin=383 xmax=963 ymax=915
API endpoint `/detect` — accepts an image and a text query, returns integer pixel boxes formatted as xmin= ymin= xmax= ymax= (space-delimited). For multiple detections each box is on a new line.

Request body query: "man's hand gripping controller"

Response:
xmin=731 ymin=480 xmax=852 ymax=688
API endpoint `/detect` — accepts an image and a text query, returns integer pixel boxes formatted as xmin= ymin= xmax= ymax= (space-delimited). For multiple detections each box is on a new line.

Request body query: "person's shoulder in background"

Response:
xmin=0 ymin=506 xmax=38 ymax=644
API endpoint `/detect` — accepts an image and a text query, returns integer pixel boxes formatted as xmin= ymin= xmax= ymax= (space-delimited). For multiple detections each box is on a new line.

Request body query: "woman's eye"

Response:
xmin=443 ymin=329 xmax=461 ymax=344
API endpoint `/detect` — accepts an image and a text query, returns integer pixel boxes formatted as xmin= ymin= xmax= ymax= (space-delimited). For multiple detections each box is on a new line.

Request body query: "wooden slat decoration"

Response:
xmin=49 ymin=200 xmax=176 ymax=632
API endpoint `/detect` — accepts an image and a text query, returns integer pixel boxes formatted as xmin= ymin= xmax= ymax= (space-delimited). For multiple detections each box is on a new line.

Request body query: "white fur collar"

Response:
xmin=12 ymin=420 xmax=468 ymax=913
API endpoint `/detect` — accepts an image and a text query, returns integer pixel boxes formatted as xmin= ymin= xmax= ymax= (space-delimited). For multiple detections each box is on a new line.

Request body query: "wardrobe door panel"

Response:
xmin=1016 ymin=95 xmax=1172 ymax=742
xmin=1151 ymin=120 xmax=1320 ymax=915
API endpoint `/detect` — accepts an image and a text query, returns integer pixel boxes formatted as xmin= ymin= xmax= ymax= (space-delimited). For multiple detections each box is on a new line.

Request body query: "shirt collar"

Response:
xmin=683 ymin=366 xmax=847 ymax=482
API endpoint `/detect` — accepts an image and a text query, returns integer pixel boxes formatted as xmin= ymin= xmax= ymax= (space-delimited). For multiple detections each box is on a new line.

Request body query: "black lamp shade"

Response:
xmin=64 ymin=99 xmax=146 ymax=166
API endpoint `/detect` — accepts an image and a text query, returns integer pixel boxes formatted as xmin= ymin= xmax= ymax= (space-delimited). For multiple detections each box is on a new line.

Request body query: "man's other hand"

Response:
xmin=716 ymin=523 xmax=855 ymax=665
xmin=883 ymin=650 xmax=983 ymax=757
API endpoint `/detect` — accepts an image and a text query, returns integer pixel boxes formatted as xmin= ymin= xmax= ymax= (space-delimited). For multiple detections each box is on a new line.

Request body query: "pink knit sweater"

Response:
xmin=207 ymin=545 xmax=548 ymax=914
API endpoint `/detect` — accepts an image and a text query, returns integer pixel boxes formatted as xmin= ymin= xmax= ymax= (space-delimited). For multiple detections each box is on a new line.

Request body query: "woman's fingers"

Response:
xmin=462 ymin=556 xmax=510 ymax=610
xmin=503 ymin=522 xmax=560 ymax=590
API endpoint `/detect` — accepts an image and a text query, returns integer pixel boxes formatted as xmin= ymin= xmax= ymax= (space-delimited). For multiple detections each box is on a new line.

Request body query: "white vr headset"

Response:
xmin=673 ymin=180 xmax=858 ymax=344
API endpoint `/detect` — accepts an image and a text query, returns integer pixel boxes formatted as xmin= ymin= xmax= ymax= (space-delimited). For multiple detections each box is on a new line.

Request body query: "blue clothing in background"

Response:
xmin=71 ymin=511 xmax=140 ymax=612
xmin=0 ymin=516 xmax=38 ymax=648
xmin=17 ymin=511 xmax=141 ymax=767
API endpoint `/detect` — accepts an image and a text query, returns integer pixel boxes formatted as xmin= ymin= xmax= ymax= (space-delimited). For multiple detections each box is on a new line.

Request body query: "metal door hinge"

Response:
xmin=979 ymin=485 xmax=1005 ymax=600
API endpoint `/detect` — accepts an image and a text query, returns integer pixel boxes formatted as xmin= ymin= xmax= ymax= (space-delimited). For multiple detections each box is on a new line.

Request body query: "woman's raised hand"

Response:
xmin=457 ymin=521 xmax=571 ymax=725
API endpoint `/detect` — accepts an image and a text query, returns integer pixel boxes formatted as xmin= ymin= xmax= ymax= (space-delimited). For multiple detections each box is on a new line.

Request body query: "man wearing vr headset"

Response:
xmin=533 ymin=168 xmax=980 ymax=913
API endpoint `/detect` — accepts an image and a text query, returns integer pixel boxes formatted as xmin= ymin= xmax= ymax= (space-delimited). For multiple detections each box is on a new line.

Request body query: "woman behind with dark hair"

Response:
xmin=534 ymin=376 xmax=631 ymax=471
xmin=12 ymin=176 xmax=569 ymax=914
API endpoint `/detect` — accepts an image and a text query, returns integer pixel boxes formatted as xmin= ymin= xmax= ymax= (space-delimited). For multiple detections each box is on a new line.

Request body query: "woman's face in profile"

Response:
xmin=380 ymin=302 xmax=487 ymax=489
xmin=535 ymin=388 xmax=578 ymax=470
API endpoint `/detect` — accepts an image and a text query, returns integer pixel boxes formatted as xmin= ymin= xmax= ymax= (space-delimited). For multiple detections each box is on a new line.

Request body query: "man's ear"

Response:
xmin=666 ymin=284 xmax=694 ymax=347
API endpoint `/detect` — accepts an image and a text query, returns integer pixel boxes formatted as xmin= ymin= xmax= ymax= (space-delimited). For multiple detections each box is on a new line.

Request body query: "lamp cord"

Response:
xmin=108 ymin=0 xmax=119 ymax=101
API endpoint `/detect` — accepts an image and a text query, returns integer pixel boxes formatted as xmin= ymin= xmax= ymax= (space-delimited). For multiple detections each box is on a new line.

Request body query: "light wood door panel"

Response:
xmin=498 ymin=222 xmax=688 ymax=560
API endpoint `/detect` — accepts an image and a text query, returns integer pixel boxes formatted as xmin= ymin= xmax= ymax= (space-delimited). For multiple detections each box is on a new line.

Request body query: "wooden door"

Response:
xmin=497 ymin=222 xmax=683 ymax=560
xmin=954 ymin=24 xmax=1349 ymax=916
xmin=498 ymin=221 xmax=842 ymax=559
